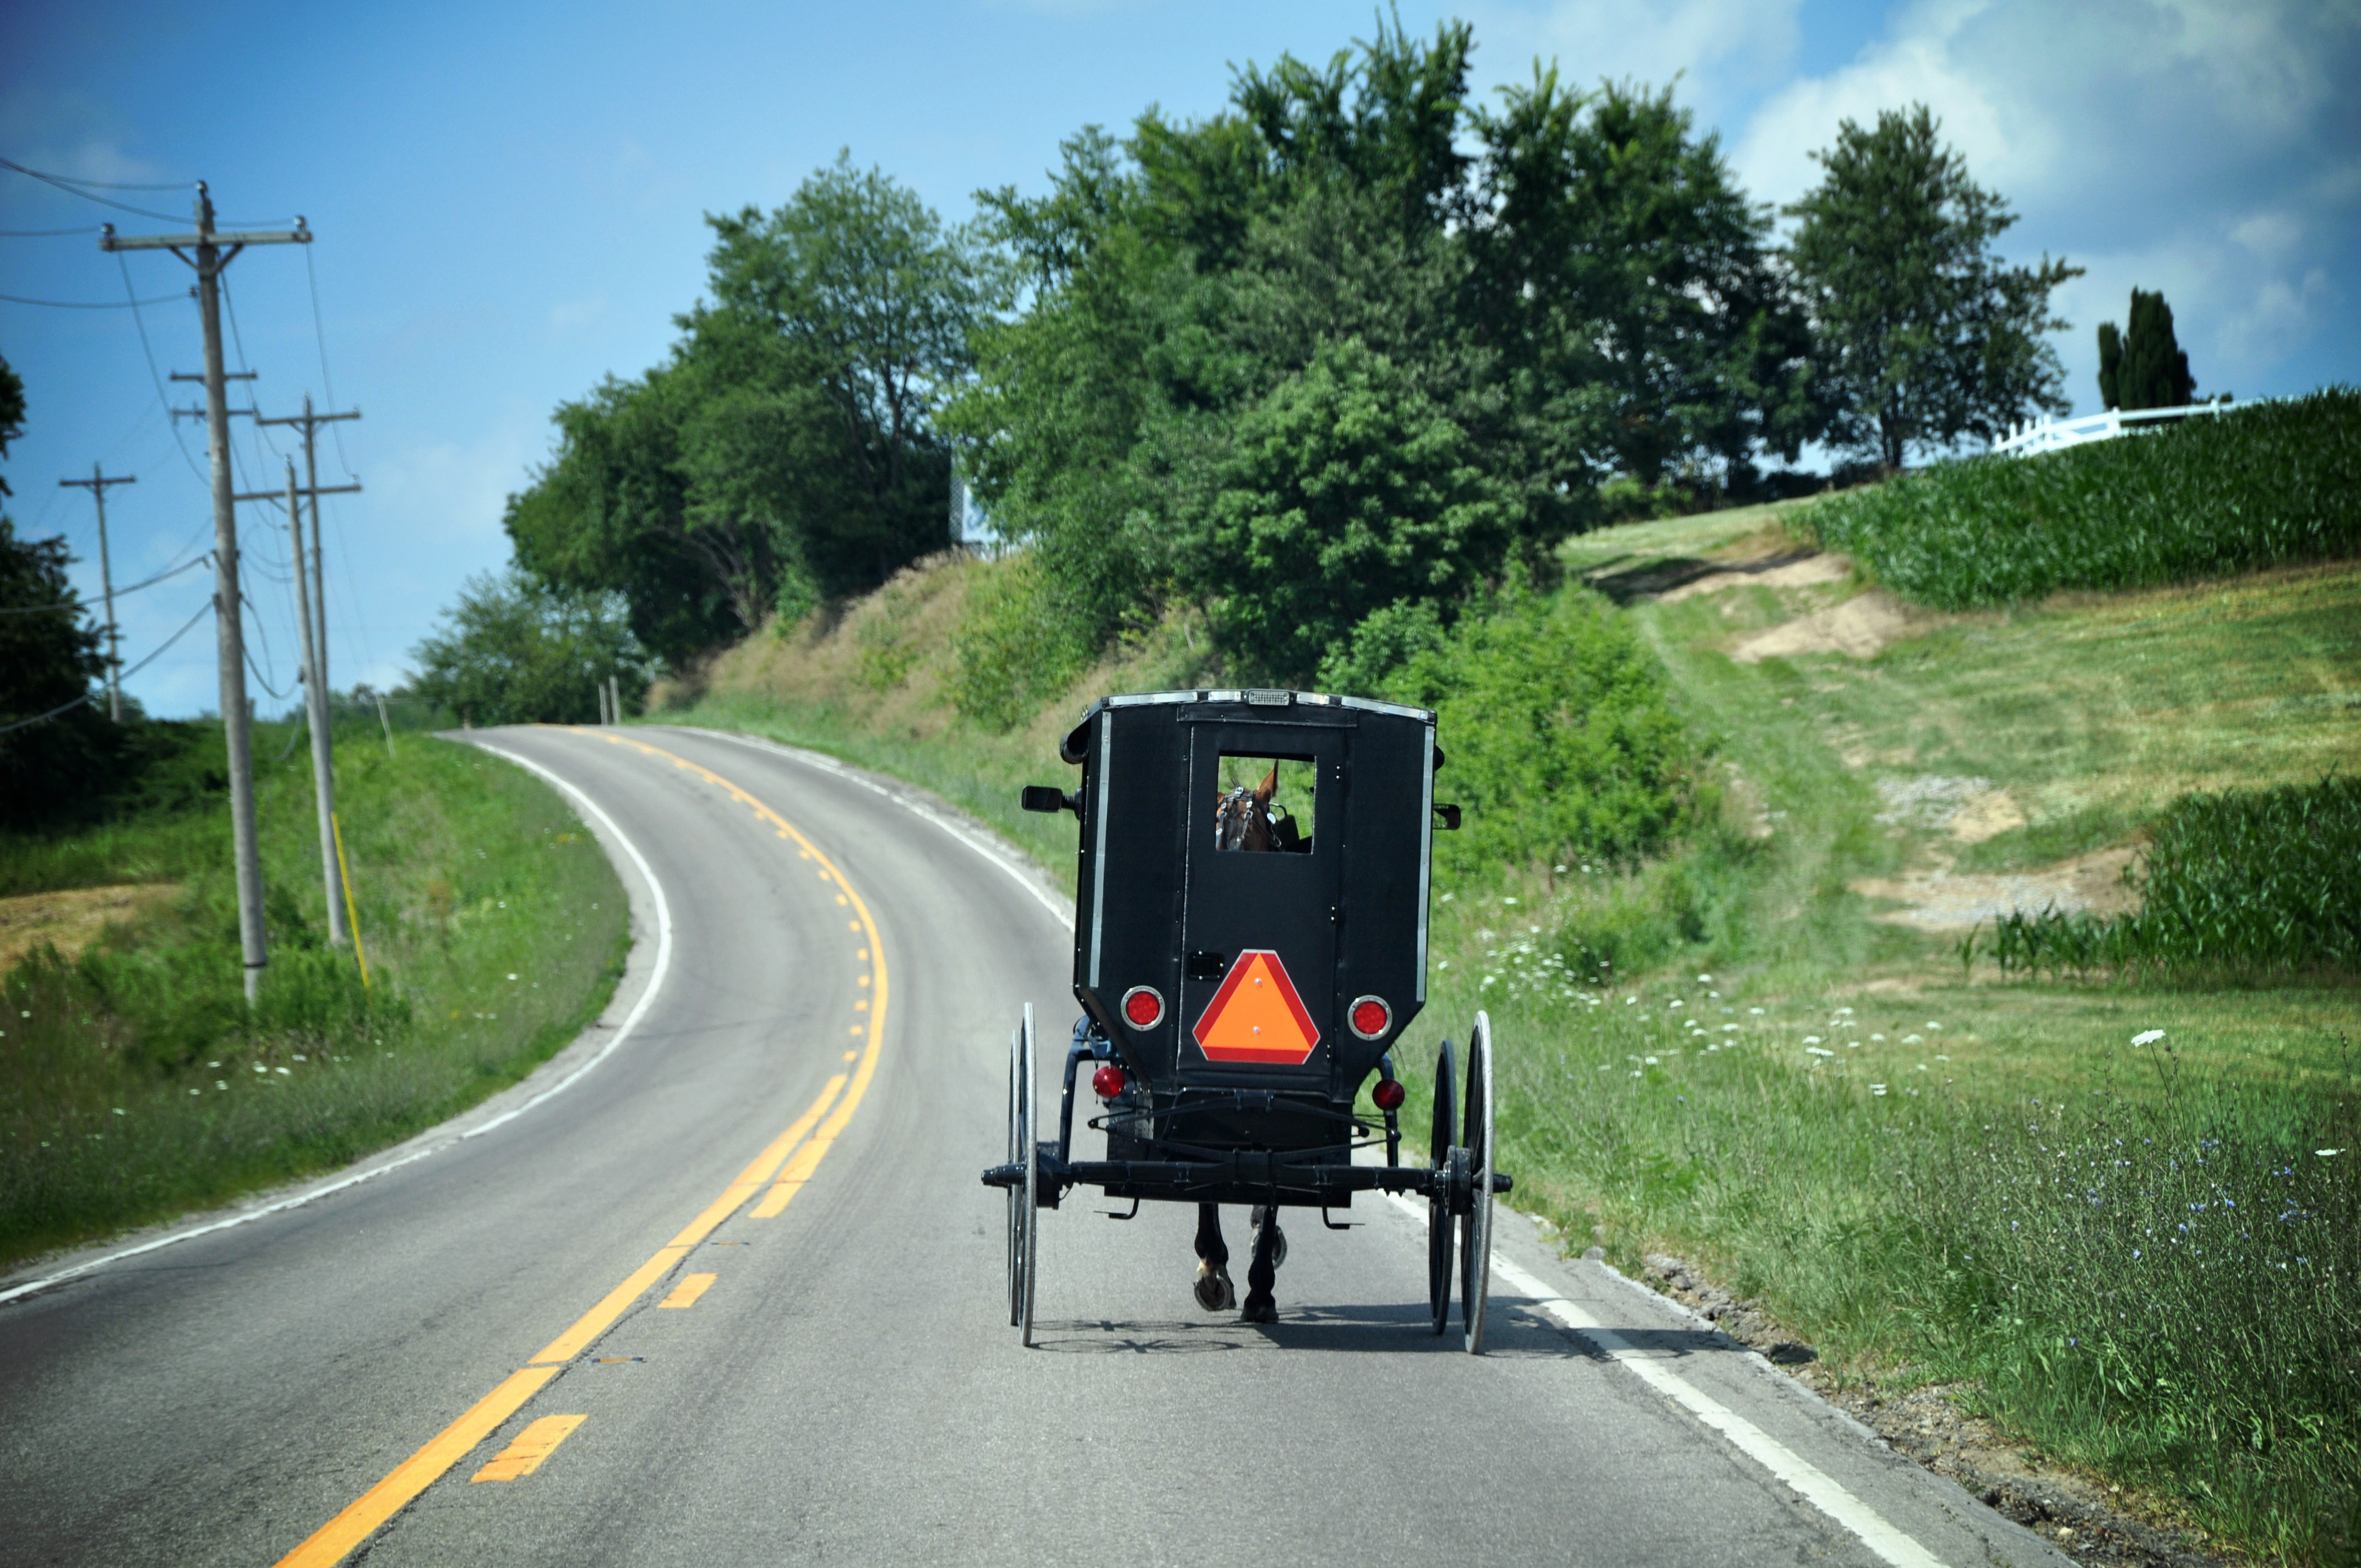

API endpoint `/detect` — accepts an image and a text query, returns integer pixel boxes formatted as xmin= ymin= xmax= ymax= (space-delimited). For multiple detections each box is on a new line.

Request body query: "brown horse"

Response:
xmin=1195 ymin=764 xmax=1290 ymax=1321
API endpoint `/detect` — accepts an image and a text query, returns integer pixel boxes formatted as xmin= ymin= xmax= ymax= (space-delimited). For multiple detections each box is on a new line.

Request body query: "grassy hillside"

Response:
xmin=659 ymin=522 xmax=2361 ymax=1560
xmin=1 ymin=722 xmax=627 ymax=1265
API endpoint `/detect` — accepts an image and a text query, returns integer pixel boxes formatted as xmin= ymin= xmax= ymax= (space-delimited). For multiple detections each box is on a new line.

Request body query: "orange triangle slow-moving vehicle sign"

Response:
xmin=1193 ymin=950 xmax=1320 ymax=1065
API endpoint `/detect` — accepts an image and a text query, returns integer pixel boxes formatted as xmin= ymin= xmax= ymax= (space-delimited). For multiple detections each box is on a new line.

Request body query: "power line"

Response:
xmin=0 ymin=224 xmax=107 ymax=237
xmin=121 ymin=254 xmax=207 ymax=484
xmin=1 ymin=157 xmax=189 ymax=221
xmin=302 ymin=245 xmax=355 ymax=478
xmin=0 ymin=597 xmax=213 ymax=736
xmin=1 ymin=287 xmax=189 ymax=308
xmin=0 ymin=552 xmax=210 ymax=616
xmin=0 ymin=159 xmax=189 ymax=191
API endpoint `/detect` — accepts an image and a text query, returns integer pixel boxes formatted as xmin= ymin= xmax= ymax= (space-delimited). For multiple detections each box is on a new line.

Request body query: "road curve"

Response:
xmin=0 ymin=724 xmax=2065 ymax=1567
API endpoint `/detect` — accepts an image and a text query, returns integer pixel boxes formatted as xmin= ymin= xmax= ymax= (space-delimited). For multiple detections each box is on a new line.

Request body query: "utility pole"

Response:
xmin=257 ymin=394 xmax=359 ymax=696
xmin=57 ymin=464 xmax=137 ymax=720
xmin=102 ymin=187 xmax=311 ymax=1007
xmin=278 ymin=461 xmax=347 ymax=948
xmin=226 ymin=466 xmax=360 ymax=948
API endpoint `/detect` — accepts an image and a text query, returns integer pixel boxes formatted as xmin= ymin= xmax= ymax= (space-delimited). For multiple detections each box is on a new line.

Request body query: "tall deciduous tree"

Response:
xmin=1470 ymin=75 xmax=1823 ymax=492
xmin=1785 ymin=105 xmax=2079 ymax=470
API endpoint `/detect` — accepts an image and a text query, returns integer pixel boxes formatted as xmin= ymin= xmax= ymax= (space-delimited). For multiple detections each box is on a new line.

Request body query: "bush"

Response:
xmin=1974 ymin=775 xmax=2361 ymax=983
xmin=948 ymin=556 xmax=1094 ymax=731
xmin=1384 ymin=585 xmax=1699 ymax=881
xmin=1799 ymin=389 xmax=2361 ymax=609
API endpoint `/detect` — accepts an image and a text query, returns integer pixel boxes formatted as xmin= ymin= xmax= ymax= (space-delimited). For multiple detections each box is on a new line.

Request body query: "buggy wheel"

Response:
xmin=1460 ymin=1011 xmax=1496 ymax=1353
xmin=1428 ymin=1037 xmax=1458 ymax=1335
xmin=1006 ymin=1004 xmax=1039 ymax=1343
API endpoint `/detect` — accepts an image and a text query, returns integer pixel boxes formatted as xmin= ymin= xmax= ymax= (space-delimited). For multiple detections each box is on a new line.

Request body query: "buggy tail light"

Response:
xmin=1371 ymin=1076 xmax=1406 ymax=1111
xmin=1091 ymin=1064 xmax=1127 ymax=1099
xmin=1120 ymin=984 xmax=1165 ymax=1029
xmin=1348 ymin=995 xmax=1392 ymax=1041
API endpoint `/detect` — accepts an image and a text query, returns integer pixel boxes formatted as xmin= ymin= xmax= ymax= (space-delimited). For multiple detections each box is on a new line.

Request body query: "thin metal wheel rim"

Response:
xmin=1464 ymin=1011 xmax=1495 ymax=1354
xmin=1019 ymin=1003 xmax=1038 ymax=1347
xmin=1429 ymin=1037 xmax=1456 ymax=1335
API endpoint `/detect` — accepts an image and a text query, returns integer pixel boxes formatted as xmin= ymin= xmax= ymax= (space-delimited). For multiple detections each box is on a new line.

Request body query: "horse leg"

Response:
xmin=1241 ymin=1205 xmax=1283 ymax=1324
xmin=1192 ymin=1204 xmax=1234 ymax=1312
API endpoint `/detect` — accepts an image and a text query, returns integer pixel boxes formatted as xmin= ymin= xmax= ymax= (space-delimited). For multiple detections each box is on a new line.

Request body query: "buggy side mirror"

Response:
xmin=1433 ymin=802 xmax=1462 ymax=831
xmin=1022 ymin=785 xmax=1079 ymax=816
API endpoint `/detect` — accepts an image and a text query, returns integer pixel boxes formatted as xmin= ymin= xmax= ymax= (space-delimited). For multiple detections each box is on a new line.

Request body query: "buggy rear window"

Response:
xmin=1212 ymin=753 xmax=1314 ymax=853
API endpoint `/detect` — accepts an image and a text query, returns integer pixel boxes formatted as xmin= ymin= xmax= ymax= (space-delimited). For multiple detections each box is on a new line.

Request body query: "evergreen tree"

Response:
xmin=2106 ymin=288 xmax=2195 ymax=410
xmin=2097 ymin=320 xmax=2123 ymax=410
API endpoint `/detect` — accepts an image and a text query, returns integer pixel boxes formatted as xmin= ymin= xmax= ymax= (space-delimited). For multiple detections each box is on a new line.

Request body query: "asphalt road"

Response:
xmin=0 ymin=724 xmax=2068 ymax=1567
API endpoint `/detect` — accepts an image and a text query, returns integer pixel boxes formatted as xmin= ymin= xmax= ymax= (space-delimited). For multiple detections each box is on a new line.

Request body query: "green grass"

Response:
xmin=663 ymin=518 xmax=2361 ymax=1559
xmin=0 ymin=722 xmax=627 ymax=1266
xmin=1797 ymin=390 xmax=2361 ymax=609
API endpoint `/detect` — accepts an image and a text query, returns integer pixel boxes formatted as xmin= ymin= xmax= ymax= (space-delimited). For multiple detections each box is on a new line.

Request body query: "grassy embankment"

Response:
xmin=655 ymin=404 xmax=2359 ymax=1559
xmin=1 ymin=721 xmax=627 ymax=1267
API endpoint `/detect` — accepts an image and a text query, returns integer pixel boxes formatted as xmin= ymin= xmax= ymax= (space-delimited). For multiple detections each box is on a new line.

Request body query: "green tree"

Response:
xmin=1785 ymin=105 xmax=2080 ymax=470
xmin=503 ymin=157 xmax=991 ymax=663
xmin=407 ymin=569 xmax=650 ymax=726
xmin=1177 ymin=337 xmax=1519 ymax=684
xmin=1470 ymin=75 xmax=1823 ymax=493
xmin=1 ymin=356 xmax=127 ymax=826
xmin=2098 ymin=288 xmax=2195 ymax=410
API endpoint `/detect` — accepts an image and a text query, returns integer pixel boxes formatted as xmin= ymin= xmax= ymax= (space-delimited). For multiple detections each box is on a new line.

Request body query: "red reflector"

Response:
xmin=1348 ymin=997 xmax=1391 ymax=1039
xmin=1092 ymin=1064 xmax=1127 ymax=1099
xmin=1120 ymin=985 xmax=1164 ymax=1028
xmin=1372 ymin=1077 xmax=1406 ymax=1111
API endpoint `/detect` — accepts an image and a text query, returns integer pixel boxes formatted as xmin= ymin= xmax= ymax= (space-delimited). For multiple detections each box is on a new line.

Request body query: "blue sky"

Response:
xmin=4 ymin=0 xmax=2354 ymax=717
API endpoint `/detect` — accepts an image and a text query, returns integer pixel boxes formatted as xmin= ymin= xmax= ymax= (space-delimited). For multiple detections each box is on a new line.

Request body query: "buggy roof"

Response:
xmin=1059 ymin=689 xmax=1435 ymax=765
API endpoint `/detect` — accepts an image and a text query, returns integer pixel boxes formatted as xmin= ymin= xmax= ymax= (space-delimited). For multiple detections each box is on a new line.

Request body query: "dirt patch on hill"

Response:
xmin=1851 ymin=848 xmax=2140 ymax=933
xmin=1733 ymin=587 xmax=1941 ymax=662
xmin=1658 ymin=551 xmax=1852 ymax=603
xmin=0 ymin=883 xmax=181 ymax=970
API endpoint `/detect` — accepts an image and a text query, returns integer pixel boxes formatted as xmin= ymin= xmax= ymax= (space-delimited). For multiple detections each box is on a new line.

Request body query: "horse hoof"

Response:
xmin=1194 ymin=1262 xmax=1236 ymax=1313
xmin=1240 ymin=1293 xmax=1278 ymax=1325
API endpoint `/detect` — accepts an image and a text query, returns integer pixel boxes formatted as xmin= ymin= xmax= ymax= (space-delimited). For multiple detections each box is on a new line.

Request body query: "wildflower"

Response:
xmin=1925 ymin=1022 xmax=1941 ymax=1030
xmin=1902 ymin=1033 xmax=1923 ymax=1044
xmin=2319 ymin=1149 xmax=2344 ymax=1158
xmin=1503 ymin=898 xmax=1519 ymax=906
xmin=507 ymin=973 xmax=519 ymax=981
xmin=215 ymin=1081 xmax=227 ymax=1090
xmin=1440 ymin=892 xmax=1455 ymax=903
xmin=1803 ymin=1036 xmax=1823 ymax=1044
xmin=112 ymin=1108 xmax=124 ymax=1116
xmin=190 ymin=1089 xmax=200 ymax=1096
xmin=1835 ymin=1006 xmax=1854 ymax=1015
xmin=1722 ymin=1024 xmax=1739 ymax=1032
xmin=253 ymin=1064 xmax=266 ymax=1074
xmin=208 ymin=1061 xmax=220 ymax=1068
xmin=1555 ymin=865 xmax=1568 ymax=874
xmin=1872 ymin=1085 xmax=1888 ymax=1096
xmin=2132 ymin=1250 xmax=2140 ymax=1259
xmin=1807 ymin=1047 xmax=1835 ymax=1057
xmin=1935 ymin=1054 xmax=1950 ymax=1061
xmin=275 ymin=1067 xmax=291 ymax=1076
xmin=1669 ymin=1000 xmax=1684 ymax=1010
xmin=1698 ymin=974 xmax=1713 ymax=983
xmin=1750 ymin=1007 xmax=1765 ymax=1015
xmin=293 ymin=1054 xmax=307 ymax=1062
xmin=1625 ymin=997 xmax=1637 ymax=1005
xmin=1872 ymin=1033 xmax=1886 ymax=1042
xmin=1644 ymin=1056 xmax=1659 ymax=1065
xmin=2130 ymin=1029 xmax=2164 ymax=1046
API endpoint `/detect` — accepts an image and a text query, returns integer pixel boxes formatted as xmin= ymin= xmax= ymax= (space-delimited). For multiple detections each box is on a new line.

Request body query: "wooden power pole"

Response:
xmin=57 ymin=464 xmax=136 ymax=720
xmin=101 ymin=186 xmax=312 ymax=1006
xmin=257 ymin=394 xmax=359 ymax=699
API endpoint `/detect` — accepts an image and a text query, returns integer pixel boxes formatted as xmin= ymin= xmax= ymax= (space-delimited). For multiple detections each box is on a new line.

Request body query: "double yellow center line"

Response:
xmin=275 ymin=732 xmax=886 ymax=1568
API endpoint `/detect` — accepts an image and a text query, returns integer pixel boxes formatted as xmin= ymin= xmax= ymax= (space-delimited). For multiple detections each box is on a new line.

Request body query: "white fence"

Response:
xmin=1992 ymin=399 xmax=2246 ymax=458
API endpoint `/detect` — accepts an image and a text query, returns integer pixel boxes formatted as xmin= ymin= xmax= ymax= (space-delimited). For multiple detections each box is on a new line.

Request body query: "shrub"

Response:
xmin=1385 ymin=585 xmax=1699 ymax=880
xmin=948 ymin=555 xmax=1094 ymax=732
xmin=1799 ymin=389 xmax=2361 ymax=609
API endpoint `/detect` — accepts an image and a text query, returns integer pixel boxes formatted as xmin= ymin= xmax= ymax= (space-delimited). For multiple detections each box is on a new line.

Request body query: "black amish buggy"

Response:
xmin=982 ymin=687 xmax=1513 ymax=1349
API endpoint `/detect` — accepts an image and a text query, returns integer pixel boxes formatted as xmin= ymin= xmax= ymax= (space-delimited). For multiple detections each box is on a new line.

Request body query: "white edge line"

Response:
xmin=685 ymin=728 xmax=1074 ymax=928
xmin=1381 ymin=1194 xmax=1946 ymax=1568
xmin=0 ymin=736 xmax=674 ymax=1310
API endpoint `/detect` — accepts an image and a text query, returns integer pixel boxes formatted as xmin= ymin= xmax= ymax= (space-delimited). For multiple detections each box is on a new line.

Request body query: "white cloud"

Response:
xmin=1732 ymin=0 xmax=2361 ymax=411
xmin=1464 ymin=0 xmax=1805 ymax=121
